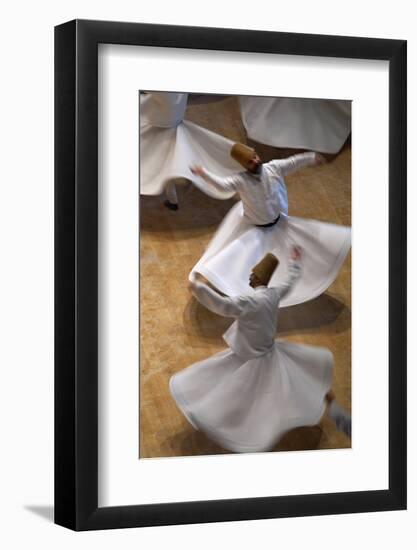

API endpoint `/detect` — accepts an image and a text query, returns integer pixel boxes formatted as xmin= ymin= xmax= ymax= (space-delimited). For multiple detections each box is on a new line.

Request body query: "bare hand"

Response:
xmin=190 ymin=165 xmax=205 ymax=176
xmin=314 ymin=153 xmax=327 ymax=165
xmin=290 ymin=245 xmax=302 ymax=261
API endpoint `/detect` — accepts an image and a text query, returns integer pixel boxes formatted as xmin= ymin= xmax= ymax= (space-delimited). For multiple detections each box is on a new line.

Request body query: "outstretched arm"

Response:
xmin=269 ymin=152 xmax=326 ymax=177
xmin=190 ymin=165 xmax=237 ymax=194
xmin=274 ymin=246 xmax=303 ymax=301
xmin=189 ymin=278 xmax=243 ymax=318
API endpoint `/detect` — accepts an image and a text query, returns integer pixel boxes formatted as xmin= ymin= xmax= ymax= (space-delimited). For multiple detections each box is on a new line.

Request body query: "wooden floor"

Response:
xmin=139 ymin=96 xmax=351 ymax=458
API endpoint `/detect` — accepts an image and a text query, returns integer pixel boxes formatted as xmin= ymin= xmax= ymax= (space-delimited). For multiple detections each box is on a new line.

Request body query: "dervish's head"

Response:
xmin=231 ymin=143 xmax=262 ymax=174
xmin=249 ymin=253 xmax=279 ymax=288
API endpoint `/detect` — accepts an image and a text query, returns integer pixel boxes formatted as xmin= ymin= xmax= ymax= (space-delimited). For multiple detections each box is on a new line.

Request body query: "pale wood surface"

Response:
xmin=139 ymin=96 xmax=351 ymax=458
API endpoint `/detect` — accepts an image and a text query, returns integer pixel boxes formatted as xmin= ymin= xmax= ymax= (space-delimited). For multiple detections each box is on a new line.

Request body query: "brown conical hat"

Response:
xmin=231 ymin=143 xmax=256 ymax=169
xmin=252 ymin=253 xmax=279 ymax=285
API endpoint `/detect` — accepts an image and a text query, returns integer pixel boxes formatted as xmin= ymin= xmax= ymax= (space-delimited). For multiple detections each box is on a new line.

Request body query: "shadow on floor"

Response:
xmin=162 ymin=427 xmax=228 ymax=457
xmin=155 ymin=424 xmax=325 ymax=458
xmin=278 ymin=293 xmax=351 ymax=335
xmin=183 ymin=292 xmax=350 ymax=342
xmin=24 ymin=505 xmax=54 ymax=523
xmin=140 ymin=182 xmax=237 ymax=234
xmin=274 ymin=425 xmax=324 ymax=452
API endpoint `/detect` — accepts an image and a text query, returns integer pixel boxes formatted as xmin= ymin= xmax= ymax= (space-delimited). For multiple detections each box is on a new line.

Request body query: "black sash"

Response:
xmin=255 ymin=214 xmax=281 ymax=228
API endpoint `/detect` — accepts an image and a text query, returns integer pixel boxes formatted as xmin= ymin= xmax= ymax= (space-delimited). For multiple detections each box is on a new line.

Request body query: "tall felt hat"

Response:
xmin=231 ymin=143 xmax=256 ymax=169
xmin=252 ymin=253 xmax=279 ymax=285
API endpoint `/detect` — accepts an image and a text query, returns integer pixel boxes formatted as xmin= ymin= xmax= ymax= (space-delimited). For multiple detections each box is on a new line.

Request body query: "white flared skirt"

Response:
xmin=140 ymin=120 xmax=241 ymax=199
xmin=170 ymin=342 xmax=333 ymax=453
xmin=190 ymin=202 xmax=351 ymax=307
xmin=240 ymin=97 xmax=351 ymax=154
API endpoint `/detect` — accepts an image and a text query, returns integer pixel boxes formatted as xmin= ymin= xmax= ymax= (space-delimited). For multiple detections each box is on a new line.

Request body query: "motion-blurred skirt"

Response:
xmin=190 ymin=202 xmax=351 ymax=307
xmin=170 ymin=341 xmax=333 ymax=452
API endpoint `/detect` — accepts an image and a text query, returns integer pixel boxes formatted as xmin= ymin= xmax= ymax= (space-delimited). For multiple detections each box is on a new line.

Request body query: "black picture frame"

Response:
xmin=55 ymin=19 xmax=407 ymax=531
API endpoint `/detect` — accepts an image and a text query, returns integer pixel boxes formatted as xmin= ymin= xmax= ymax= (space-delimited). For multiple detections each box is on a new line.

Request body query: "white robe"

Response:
xmin=170 ymin=266 xmax=333 ymax=453
xmin=140 ymin=92 xmax=242 ymax=199
xmin=240 ymin=96 xmax=351 ymax=154
xmin=191 ymin=157 xmax=351 ymax=307
xmin=199 ymin=152 xmax=317 ymax=224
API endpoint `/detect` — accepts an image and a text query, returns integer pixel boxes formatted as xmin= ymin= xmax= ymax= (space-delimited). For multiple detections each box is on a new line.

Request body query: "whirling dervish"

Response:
xmin=170 ymin=247 xmax=351 ymax=453
xmin=189 ymin=143 xmax=351 ymax=307
xmin=239 ymin=96 xmax=351 ymax=154
xmin=140 ymin=91 xmax=242 ymax=210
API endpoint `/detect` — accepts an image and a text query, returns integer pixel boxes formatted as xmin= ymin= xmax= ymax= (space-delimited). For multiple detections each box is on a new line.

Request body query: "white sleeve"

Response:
xmin=268 ymin=152 xmax=317 ymax=177
xmin=191 ymin=281 xmax=244 ymax=318
xmin=199 ymin=168 xmax=238 ymax=194
xmin=274 ymin=261 xmax=302 ymax=301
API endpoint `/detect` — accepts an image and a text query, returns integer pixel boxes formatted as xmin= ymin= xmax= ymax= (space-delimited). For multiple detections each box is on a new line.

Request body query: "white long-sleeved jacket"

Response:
xmin=191 ymin=261 xmax=301 ymax=360
xmin=199 ymin=153 xmax=317 ymax=225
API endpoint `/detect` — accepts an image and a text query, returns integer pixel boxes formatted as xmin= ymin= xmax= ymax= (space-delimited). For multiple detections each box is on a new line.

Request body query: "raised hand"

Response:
xmin=290 ymin=245 xmax=302 ymax=262
xmin=190 ymin=165 xmax=205 ymax=176
xmin=314 ymin=153 xmax=327 ymax=165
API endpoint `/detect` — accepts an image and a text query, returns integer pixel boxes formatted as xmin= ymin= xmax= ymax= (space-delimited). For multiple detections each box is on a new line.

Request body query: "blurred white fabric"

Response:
xmin=240 ymin=96 xmax=351 ymax=153
xmin=190 ymin=203 xmax=351 ymax=307
xmin=140 ymin=92 xmax=242 ymax=198
xmin=170 ymin=273 xmax=334 ymax=452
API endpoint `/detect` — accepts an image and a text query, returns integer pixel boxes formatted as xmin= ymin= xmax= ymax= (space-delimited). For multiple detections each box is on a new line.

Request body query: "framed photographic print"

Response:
xmin=55 ymin=19 xmax=406 ymax=530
